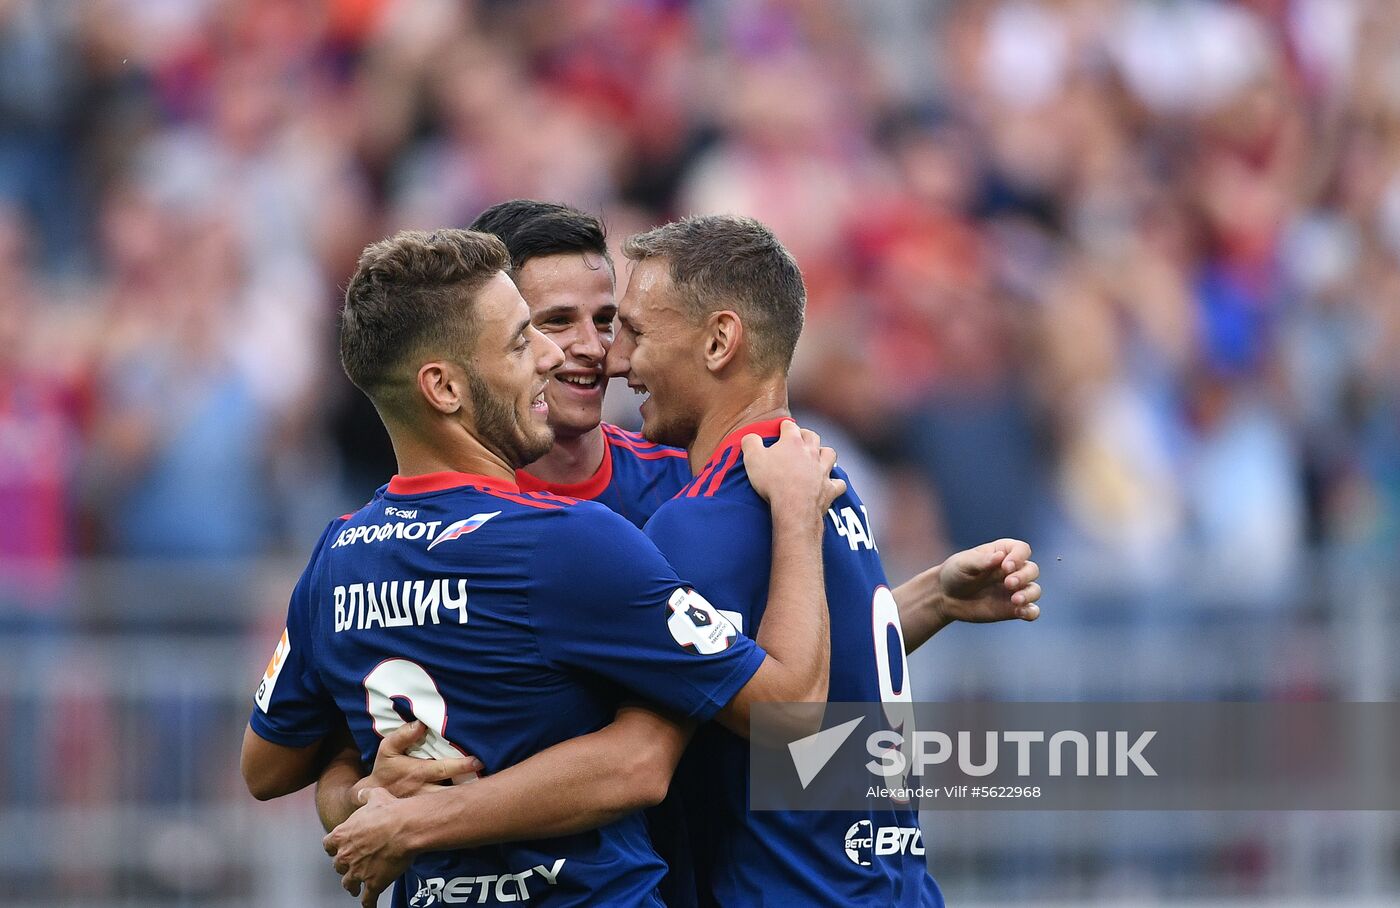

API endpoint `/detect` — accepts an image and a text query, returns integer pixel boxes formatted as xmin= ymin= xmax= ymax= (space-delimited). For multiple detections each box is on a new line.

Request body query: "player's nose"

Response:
xmin=534 ymin=329 xmax=565 ymax=373
xmin=604 ymin=334 xmax=631 ymax=378
xmin=573 ymin=323 xmax=606 ymax=365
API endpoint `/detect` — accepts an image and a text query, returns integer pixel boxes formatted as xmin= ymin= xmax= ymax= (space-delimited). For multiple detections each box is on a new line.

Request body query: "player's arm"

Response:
xmin=636 ymin=423 xmax=843 ymax=740
xmin=324 ymin=704 xmax=693 ymax=905
xmin=528 ymin=423 xmax=841 ymax=746
xmin=315 ymin=716 xmax=482 ymax=832
xmin=325 ymin=427 xmax=839 ymax=900
xmin=314 ymin=721 xmax=364 ymax=831
xmin=240 ymin=519 xmax=344 ymax=801
xmin=893 ymin=538 xmax=1043 ymax=653
xmin=241 ymin=726 xmax=327 ymax=800
xmin=708 ymin=426 xmax=842 ymax=737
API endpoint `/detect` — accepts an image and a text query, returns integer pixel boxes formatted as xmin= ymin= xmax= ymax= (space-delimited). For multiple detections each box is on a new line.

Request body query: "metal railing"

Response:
xmin=0 ymin=551 xmax=1394 ymax=906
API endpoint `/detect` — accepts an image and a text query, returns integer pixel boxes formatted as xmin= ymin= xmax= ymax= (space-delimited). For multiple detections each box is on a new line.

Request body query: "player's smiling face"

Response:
xmin=608 ymin=258 xmax=708 ymax=449
xmin=514 ymin=252 xmax=616 ymax=441
xmin=464 ymin=272 xmax=565 ymax=468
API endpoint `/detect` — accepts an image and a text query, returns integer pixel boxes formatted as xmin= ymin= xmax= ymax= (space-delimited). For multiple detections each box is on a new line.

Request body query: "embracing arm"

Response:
xmin=314 ymin=718 xmax=366 ymax=832
xmin=324 ymin=705 xmax=692 ymax=904
xmin=241 ymin=725 xmax=326 ymax=801
xmin=710 ymin=481 xmax=831 ymax=737
xmin=242 ymin=517 xmax=352 ymax=802
xmin=391 ymin=705 xmax=688 ymax=850
xmin=316 ymin=744 xmax=364 ymax=831
xmin=315 ymin=715 xmax=483 ymax=833
xmin=710 ymin=424 xmax=844 ymax=739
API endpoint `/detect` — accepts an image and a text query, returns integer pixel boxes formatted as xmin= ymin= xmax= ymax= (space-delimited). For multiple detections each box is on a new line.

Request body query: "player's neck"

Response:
xmin=520 ymin=426 xmax=606 ymax=485
xmin=388 ymin=424 xmax=518 ymax=485
xmin=687 ymin=382 xmax=789 ymax=475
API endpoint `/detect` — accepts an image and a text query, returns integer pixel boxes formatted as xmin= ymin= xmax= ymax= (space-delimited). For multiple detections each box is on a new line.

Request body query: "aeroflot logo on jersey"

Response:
xmin=409 ymin=858 xmax=565 ymax=905
xmin=427 ymin=512 xmax=503 ymax=551
xmin=331 ymin=512 xmax=501 ymax=550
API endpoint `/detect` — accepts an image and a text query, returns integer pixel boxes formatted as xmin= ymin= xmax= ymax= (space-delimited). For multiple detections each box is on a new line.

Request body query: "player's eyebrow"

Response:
xmin=532 ymin=304 xmax=578 ymax=323
xmin=534 ymin=303 xmax=618 ymax=324
xmin=509 ymin=316 xmax=531 ymax=346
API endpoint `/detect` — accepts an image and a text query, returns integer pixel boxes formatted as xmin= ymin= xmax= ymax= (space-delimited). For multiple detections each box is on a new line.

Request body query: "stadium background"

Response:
xmin=1 ymin=0 xmax=1397 ymax=904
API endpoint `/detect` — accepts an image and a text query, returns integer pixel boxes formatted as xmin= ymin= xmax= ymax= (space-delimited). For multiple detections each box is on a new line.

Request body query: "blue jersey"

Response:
xmin=517 ymin=423 xmax=690 ymax=529
xmin=517 ymin=423 xmax=696 ymax=906
xmin=249 ymin=471 xmax=766 ymax=907
xmin=646 ymin=419 xmax=944 ymax=908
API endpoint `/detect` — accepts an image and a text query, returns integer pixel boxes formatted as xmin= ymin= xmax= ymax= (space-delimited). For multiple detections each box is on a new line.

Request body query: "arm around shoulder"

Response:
xmin=241 ymin=723 xmax=325 ymax=801
xmin=705 ymin=427 xmax=845 ymax=739
xmin=323 ymin=705 xmax=694 ymax=901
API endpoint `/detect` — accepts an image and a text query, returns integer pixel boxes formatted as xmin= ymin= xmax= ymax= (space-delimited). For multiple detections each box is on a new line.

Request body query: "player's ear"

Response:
xmin=703 ymin=310 xmax=743 ymax=373
xmin=417 ymin=361 xmax=465 ymax=415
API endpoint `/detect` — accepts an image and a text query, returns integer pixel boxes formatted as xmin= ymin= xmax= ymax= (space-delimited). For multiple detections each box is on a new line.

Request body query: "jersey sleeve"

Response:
xmin=247 ymin=520 xmax=341 ymax=747
xmin=527 ymin=505 xmax=766 ymax=722
xmin=645 ymin=495 xmax=774 ymax=634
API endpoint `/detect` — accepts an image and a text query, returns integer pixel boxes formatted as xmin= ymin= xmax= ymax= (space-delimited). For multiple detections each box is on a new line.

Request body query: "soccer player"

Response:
xmin=472 ymin=200 xmax=691 ymax=527
xmin=240 ymin=228 xmax=847 ymax=906
xmin=310 ymin=202 xmax=693 ymax=837
xmin=613 ymin=216 xmax=945 ymax=905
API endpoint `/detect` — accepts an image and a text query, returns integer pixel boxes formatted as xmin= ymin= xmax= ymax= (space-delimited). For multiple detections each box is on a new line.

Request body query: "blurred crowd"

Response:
xmin=3 ymin=0 xmax=1399 ymax=593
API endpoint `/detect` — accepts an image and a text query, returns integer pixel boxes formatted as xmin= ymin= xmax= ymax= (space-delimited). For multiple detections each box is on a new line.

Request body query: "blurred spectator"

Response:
xmin=84 ymin=195 xmax=278 ymax=556
xmin=0 ymin=206 xmax=87 ymax=589
xmin=5 ymin=3 xmax=1400 ymax=903
xmin=0 ymin=0 xmax=1391 ymax=583
xmin=0 ymin=1 xmax=87 ymax=274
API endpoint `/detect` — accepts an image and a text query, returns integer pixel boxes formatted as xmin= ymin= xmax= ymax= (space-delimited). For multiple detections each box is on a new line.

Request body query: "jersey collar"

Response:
xmin=677 ymin=416 xmax=793 ymax=500
xmin=515 ymin=438 xmax=613 ymax=501
xmin=712 ymin=416 xmax=794 ymax=459
xmin=386 ymin=471 xmax=521 ymax=495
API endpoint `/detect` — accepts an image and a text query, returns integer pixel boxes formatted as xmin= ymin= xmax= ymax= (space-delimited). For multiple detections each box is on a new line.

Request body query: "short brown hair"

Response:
xmin=623 ymin=215 xmax=805 ymax=374
xmin=340 ymin=229 xmax=510 ymax=407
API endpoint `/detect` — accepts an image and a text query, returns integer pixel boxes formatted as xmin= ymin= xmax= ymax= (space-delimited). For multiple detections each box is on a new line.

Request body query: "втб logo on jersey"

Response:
xmin=331 ymin=511 xmax=502 ymax=550
xmin=843 ymin=820 xmax=924 ymax=867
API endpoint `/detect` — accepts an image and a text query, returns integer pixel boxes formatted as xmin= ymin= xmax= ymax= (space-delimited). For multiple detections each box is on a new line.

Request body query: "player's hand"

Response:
xmin=936 ymin=539 xmax=1041 ymax=623
xmin=324 ymin=787 xmax=413 ymax=907
xmin=743 ymin=420 xmax=845 ymax=513
xmin=353 ymin=720 xmax=482 ymax=805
